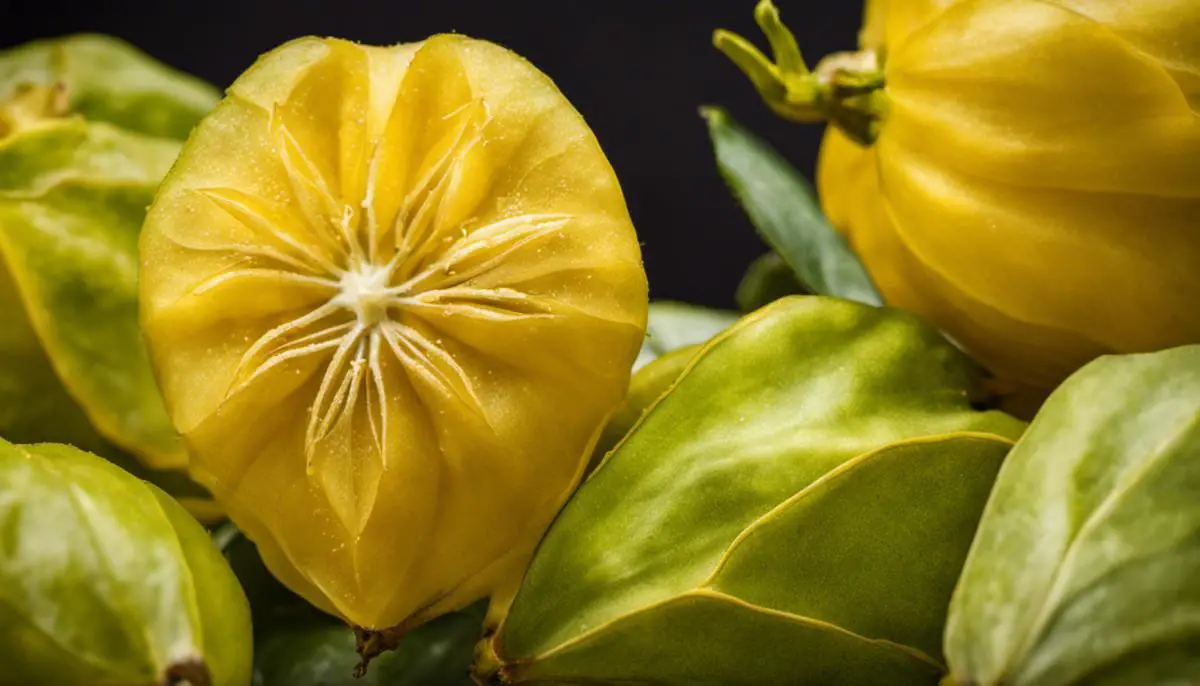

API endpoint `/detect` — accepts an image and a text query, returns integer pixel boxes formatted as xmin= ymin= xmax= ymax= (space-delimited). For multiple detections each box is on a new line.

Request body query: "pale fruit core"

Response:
xmin=334 ymin=262 xmax=396 ymax=327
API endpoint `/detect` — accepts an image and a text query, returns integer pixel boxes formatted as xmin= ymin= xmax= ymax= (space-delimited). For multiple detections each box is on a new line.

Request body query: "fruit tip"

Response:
xmin=159 ymin=657 xmax=211 ymax=686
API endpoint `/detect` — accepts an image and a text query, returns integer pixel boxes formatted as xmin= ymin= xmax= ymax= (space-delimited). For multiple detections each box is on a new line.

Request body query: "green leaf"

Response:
xmin=255 ymin=604 xmax=485 ymax=686
xmin=635 ymin=301 xmax=740 ymax=369
xmin=702 ymin=105 xmax=882 ymax=306
xmin=944 ymin=345 xmax=1200 ymax=686
xmin=736 ymin=251 xmax=809 ymax=312
xmin=0 ymin=438 xmax=251 ymax=686
xmin=481 ymin=296 xmax=1024 ymax=685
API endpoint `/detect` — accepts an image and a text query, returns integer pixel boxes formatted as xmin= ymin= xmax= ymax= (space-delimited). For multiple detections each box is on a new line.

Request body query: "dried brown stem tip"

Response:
xmin=353 ymin=624 xmax=409 ymax=678
xmin=160 ymin=657 xmax=211 ymax=686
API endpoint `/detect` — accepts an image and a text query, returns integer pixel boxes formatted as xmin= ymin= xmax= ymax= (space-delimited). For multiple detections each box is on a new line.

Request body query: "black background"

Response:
xmin=1 ymin=1 xmax=863 ymax=308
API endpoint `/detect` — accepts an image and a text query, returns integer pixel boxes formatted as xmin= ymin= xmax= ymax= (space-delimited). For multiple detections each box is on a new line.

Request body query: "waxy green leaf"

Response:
xmin=945 ymin=345 xmax=1200 ymax=686
xmin=635 ymin=301 xmax=739 ymax=369
xmin=479 ymin=297 xmax=1024 ymax=685
xmin=254 ymin=604 xmax=484 ymax=686
xmin=0 ymin=438 xmax=251 ymax=686
xmin=702 ymin=106 xmax=881 ymax=306
xmin=737 ymin=251 xmax=808 ymax=312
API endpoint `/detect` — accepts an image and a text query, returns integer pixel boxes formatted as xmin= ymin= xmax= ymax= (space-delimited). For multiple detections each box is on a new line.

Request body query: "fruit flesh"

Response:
xmin=141 ymin=36 xmax=647 ymax=629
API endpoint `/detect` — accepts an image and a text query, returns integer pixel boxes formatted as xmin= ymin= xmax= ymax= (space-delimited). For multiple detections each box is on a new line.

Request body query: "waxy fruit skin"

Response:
xmin=0 ymin=438 xmax=252 ymax=686
xmin=819 ymin=0 xmax=1200 ymax=394
xmin=477 ymin=297 xmax=1025 ymax=686
xmin=140 ymin=35 xmax=648 ymax=631
xmin=944 ymin=345 xmax=1200 ymax=686
xmin=0 ymin=35 xmax=221 ymax=518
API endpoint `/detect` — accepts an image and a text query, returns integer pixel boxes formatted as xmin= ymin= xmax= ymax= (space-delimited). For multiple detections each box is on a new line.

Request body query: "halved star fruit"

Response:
xmin=140 ymin=35 xmax=648 ymax=632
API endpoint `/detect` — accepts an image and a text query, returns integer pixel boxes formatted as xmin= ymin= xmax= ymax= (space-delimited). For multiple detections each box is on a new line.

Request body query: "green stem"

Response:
xmin=713 ymin=0 xmax=885 ymax=145
xmin=470 ymin=634 xmax=509 ymax=685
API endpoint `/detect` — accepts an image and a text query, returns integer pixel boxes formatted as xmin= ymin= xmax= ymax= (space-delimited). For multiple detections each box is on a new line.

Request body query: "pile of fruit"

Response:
xmin=1 ymin=1 xmax=1196 ymax=684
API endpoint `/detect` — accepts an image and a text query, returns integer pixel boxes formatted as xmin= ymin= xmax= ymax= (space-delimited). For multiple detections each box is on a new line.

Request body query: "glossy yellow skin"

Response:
xmin=140 ymin=36 xmax=648 ymax=630
xmin=819 ymin=0 xmax=1200 ymax=391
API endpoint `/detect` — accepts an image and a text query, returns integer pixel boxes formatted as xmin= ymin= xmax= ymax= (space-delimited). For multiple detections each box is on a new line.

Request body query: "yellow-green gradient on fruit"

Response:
xmin=140 ymin=35 xmax=648 ymax=631
xmin=0 ymin=35 xmax=221 ymax=518
xmin=0 ymin=438 xmax=252 ymax=686
xmin=476 ymin=297 xmax=1026 ymax=685
xmin=721 ymin=0 xmax=1200 ymax=396
xmin=945 ymin=345 xmax=1200 ymax=684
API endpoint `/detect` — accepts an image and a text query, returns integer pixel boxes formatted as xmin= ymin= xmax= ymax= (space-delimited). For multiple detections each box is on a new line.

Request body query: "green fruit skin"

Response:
xmin=590 ymin=344 xmax=699 ymax=473
xmin=945 ymin=345 xmax=1200 ymax=686
xmin=0 ymin=35 xmax=221 ymax=514
xmin=0 ymin=438 xmax=252 ymax=686
xmin=0 ymin=34 xmax=219 ymax=140
xmin=0 ymin=120 xmax=184 ymax=464
xmin=482 ymin=296 xmax=1025 ymax=686
xmin=606 ymin=301 xmax=739 ymax=474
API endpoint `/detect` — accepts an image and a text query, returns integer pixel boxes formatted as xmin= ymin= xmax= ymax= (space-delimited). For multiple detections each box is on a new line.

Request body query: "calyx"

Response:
xmin=713 ymin=0 xmax=886 ymax=146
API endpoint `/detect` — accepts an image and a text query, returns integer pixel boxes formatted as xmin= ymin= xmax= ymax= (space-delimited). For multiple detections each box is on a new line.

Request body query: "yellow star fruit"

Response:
xmin=139 ymin=35 xmax=648 ymax=634
xmin=717 ymin=0 xmax=1200 ymax=400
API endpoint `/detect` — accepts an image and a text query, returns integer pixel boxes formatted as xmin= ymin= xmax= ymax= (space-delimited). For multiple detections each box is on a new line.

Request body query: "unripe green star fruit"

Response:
xmin=0 ymin=35 xmax=221 ymax=519
xmin=596 ymin=302 xmax=739 ymax=470
xmin=139 ymin=34 xmax=648 ymax=643
xmin=591 ymin=344 xmax=700 ymax=471
xmin=475 ymin=297 xmax=1025 ymax=686
xmin=0 ymin=438 xmax=252 ymax=686
xmin=945 ymin=345 xmax=1200 ymax=686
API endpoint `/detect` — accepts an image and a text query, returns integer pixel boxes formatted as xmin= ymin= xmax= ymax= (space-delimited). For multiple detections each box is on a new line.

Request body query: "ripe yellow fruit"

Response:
xmin=140 ymin=35 xmax=648 ymax=632
xmin=720 ymin=0 xmax=1200 ymax=396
